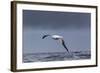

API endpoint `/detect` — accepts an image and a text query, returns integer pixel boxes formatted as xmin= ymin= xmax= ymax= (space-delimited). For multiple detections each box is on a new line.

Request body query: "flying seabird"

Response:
xmin=42 ymin=35 xmax=69 ymax=53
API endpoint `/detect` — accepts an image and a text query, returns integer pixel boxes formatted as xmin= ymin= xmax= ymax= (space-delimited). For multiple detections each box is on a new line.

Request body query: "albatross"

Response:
xmin=42 ymin=35 xmax=69 ymax=53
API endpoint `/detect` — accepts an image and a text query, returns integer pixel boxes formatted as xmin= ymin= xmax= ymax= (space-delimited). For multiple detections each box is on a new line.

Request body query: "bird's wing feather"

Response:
xmin=42 ymin=35 xmax=50 ymax=39
xmin=62 ymin=39 xmax=69 ymax=53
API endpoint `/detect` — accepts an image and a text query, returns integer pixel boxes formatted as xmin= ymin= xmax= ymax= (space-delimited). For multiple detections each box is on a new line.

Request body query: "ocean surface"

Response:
xmin=23 ymin=51 xmax=91 ymax=63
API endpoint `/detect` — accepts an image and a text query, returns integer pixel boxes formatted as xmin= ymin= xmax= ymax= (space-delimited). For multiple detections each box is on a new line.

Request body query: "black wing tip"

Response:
xmin=62 ymin=40 xmax=69 ymax=53
xmin=42 ymin=35 xmax=50 ymax=39
xmin=42 ymin=36 xmax=45 ymax=39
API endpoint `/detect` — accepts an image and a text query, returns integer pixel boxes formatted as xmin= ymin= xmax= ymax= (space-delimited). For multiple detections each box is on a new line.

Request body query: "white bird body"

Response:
xmin=51 ymin=35 xmax=63 ymax=40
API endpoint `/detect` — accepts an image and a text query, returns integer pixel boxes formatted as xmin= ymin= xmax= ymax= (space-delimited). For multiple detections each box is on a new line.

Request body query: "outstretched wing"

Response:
xmin=61 ymin=39 xmax=69 ymax=53
xmin=42 ymin=35 xmax=50 ymax=39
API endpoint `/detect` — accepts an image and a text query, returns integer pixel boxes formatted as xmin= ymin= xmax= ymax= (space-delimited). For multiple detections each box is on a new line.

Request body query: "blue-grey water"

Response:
xmin=23 ymin=51 xmax=91 ymax=63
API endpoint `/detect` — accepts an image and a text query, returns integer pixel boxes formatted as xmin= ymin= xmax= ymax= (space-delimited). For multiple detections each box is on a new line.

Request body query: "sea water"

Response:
xmin=23 ymin=51 xmax=91 ymax=63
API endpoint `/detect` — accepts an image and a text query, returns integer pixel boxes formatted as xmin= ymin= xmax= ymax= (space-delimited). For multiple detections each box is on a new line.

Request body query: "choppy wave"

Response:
xmin=23 ymin=51 xmax=91 ymax=63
